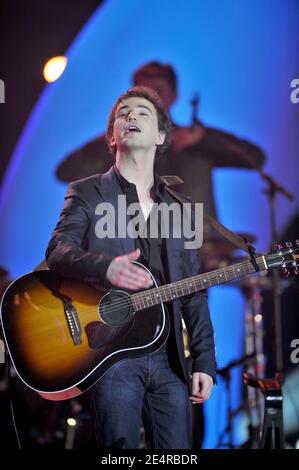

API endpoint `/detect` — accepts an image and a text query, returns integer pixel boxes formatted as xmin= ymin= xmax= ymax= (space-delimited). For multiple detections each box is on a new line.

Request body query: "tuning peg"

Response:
xmin=275 ymin=243 xmax=283 ymax=251
xmin=296 ymin=240 xmax=299 ymax=246
xmin=282 ymin=268 xmax=290 ymax=277
xmin=285 ymin=241 xmax=293 ymax=249
xmin=294 ymin=268 xmax=299 ymax=276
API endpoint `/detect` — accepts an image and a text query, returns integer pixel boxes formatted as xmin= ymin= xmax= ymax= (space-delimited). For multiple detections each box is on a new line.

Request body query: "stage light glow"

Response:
xmin=255 ymin=314 xmax=263 ymax=323
xmin=43 ymin=56 xmax=67 ymax=83
xmin=67 ymin=418 xmax=76 ymax=426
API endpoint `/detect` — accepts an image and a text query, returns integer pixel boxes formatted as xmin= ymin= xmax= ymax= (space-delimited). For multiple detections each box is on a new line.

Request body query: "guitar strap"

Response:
xmin=161 ymin=176 xmax=260 ymax=271
xmin=34 ymin=175 xmax=259 ymax=271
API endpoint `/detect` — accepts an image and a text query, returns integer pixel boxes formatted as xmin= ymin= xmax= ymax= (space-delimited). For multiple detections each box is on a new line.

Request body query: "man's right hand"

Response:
xmin=106 ymin=248 xmax=153 ymax=290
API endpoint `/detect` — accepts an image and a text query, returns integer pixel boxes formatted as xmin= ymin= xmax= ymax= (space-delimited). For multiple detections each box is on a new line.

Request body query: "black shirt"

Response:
xmin=114 ymin=166 xmax=180 ymax=360
xmin=113 ymin=165 xmax=169 ymax=287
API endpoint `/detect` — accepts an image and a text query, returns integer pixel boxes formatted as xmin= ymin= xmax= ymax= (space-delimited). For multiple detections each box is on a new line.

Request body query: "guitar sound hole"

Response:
xmin=99 ymin=290 xmax=134 ymax=327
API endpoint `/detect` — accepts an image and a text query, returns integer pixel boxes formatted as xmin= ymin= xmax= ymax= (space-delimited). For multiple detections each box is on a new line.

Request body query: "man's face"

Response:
xmin=134 ymin=77 xmax=176 ymax=111
xmin=110 ymin=96 xmax=165 ymax=155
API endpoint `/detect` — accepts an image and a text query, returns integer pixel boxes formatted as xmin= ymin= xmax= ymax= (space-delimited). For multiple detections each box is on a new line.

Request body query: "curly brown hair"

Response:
xmin=106 ymin=86 xmax=172 ymax=158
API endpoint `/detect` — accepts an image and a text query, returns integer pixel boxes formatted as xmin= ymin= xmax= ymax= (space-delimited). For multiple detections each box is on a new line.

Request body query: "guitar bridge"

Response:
xmin=63 ymin=300 xmax=82 ymax=345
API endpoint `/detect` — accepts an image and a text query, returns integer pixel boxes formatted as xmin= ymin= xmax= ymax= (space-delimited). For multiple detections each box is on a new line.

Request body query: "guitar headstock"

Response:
xmin=265 ymin=240 xmax=299 ymax=276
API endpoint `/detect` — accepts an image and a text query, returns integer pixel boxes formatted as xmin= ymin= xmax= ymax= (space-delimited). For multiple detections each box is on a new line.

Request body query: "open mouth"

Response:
xmin=125 ymin=124 xmax=141 ymax=133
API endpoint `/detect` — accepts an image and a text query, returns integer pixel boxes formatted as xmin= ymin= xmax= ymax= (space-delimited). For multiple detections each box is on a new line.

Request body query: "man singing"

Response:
xmin=46 ymin=86 xmax=216 ymax=449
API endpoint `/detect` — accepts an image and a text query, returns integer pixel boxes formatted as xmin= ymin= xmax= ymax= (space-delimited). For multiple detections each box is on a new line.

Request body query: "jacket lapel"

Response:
xmin=96 ymin=166 xmax=135 ymax=255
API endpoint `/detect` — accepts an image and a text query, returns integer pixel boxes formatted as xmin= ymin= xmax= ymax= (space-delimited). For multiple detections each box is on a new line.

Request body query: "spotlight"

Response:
xmin=254 ymin=314 xmax=262 ymax=323
xmin=67 ymin=418 xmax=77 ymax=427
xmin=43 ymin=56 xmax=67 ymax=83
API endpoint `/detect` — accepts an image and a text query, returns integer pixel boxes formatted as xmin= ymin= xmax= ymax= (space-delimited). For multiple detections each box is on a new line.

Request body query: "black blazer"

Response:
xmin=46 ymin=166 xmax=217 ymax=384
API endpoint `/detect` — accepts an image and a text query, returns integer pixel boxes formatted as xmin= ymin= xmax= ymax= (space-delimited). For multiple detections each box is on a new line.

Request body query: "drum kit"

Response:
xmin=187 ymin=95 xmax=295 ymax=449
xmin=200 ymin=198 xmax=295 ymax=449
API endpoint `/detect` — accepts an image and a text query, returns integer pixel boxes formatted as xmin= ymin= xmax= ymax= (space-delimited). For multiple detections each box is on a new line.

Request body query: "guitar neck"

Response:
xmin=131 ymin=255 xmax=267 ymax=311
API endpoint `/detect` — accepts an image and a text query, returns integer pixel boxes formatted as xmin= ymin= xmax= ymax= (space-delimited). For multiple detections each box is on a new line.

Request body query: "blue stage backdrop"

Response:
xmin=0 ymin=0 xmax=298 ymax=448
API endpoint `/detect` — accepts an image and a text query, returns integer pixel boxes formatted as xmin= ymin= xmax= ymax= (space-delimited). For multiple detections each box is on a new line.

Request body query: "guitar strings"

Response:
xmin=100 ymin=259 xmax=260 ymax=316
xmin=69 ymin=258 xmax=263 ymax=318
xmin=74 ymin=258 xmax=262 ymax=316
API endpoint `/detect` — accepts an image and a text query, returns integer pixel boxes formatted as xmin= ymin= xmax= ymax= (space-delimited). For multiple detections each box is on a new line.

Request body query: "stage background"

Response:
xmin=1 ymin=0 xmax=298 ymax=449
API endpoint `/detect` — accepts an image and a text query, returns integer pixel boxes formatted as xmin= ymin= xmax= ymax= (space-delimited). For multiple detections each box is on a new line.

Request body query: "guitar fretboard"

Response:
xmin=131 ymin=255 xmax=266 ymax=311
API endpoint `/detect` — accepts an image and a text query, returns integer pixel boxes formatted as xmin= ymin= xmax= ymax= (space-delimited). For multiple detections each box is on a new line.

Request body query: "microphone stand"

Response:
xmin=190 ymin=92 xmax=201 ymax=127
xmin=260 ymin=170 xmax=294 ymax=374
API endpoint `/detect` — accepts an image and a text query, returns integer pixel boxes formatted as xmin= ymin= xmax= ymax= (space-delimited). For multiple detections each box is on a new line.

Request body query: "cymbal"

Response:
xmin=55 ymin=123 xmax=265 ymax=184
xmin=196 ymin=125 xmax=265 ymax=169
xmin=169 ymin=124 xmax=265 ymax=170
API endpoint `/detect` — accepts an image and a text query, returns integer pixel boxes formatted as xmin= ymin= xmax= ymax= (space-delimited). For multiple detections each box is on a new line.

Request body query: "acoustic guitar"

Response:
xmin=1 ymin=243 xmax=298 ymax=401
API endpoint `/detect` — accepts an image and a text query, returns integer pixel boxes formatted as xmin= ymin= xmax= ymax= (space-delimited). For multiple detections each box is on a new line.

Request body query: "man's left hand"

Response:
xmin=189 ymin=372 xmax=214 ymax=405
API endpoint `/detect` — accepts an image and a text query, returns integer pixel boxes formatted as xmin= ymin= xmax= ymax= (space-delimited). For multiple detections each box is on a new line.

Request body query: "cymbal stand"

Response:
xmin=260 ymin=170 xmax=294 ymax=374
xmin=241 ymin=280 xmax=266 ymax=447
xmin=190 ymin=92 xmax=201 ymax=127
